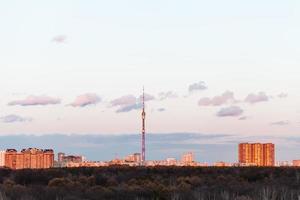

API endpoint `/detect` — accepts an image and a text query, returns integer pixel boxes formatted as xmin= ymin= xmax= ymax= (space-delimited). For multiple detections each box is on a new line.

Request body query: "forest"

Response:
xmin=0 ymin=166 xmax=300 ymax=200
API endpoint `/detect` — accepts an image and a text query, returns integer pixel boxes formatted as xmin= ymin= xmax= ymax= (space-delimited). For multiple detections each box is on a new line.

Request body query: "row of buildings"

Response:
xmin=54 ymin=152 xmax=202 ymax=167
xmin=1 ymin=143 xmax=300 ymax=169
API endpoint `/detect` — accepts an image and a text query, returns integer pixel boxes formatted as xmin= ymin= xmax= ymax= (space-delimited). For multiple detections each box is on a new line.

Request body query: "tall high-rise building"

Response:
xmin=239 ymin=143 xmax=275 ymax=166
xmin=4 ymin=148 xmax=54 ymax=169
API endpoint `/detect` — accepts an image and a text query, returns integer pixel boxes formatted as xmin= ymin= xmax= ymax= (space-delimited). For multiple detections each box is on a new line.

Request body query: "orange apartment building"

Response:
xmin=5 ymin=148 xmax=54 ymax=169
xmin=238 ymin=143 xmax=275 ymax=166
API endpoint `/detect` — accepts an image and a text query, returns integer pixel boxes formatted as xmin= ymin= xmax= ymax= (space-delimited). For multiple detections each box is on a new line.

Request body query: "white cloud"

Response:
xmin=188 ymin=81 xmax=207 ymax=93
xmin=158 ymin=91 xmax=178 ymax=100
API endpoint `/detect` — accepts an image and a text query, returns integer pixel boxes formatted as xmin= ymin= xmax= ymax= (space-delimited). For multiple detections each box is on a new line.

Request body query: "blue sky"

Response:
xmin=0 ymin=1 xmax=300 ymax=160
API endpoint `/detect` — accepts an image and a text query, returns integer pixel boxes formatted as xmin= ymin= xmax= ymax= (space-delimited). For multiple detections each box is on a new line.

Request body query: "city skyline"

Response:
xmin=0 ymin=1 xmax=300 ymax=165
xmin=1 ymin=1 xmax=300 ymax=199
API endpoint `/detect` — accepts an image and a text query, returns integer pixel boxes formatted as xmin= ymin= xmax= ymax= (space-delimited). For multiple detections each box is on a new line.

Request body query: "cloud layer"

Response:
xmin=70 ymin=93 xmax=101 ymax=107
xmin=217 ymin=106 xmax=243 ymax=117
xmin=0 ymin=115 xmax=32 ymax=123
xmin=8 ymin=95 xmax=61 ymax=106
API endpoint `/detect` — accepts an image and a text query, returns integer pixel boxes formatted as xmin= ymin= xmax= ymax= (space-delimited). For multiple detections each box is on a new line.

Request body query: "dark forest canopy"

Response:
xmin=0 ymin=166 xmax=300 ymax=200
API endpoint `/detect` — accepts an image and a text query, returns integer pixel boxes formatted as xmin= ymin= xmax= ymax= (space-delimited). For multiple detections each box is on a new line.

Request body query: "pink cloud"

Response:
xmin=245 ymin=92 xmax=269 ymax=104
xmin=70 ymin=93 xmax=101 ymax=107
xmin=217 ymin=106 xmax=243 ymax=117
xmin=0 ymin=114 xmax=32 ymax=123
xmin=52 ymin=35 xmax=67 ymax=43
xmin=198 ymin=91 xmax=236 ymax=106
xmin=111 ymin=95 xmax=137 ymax=107
xmin=111 ymin=93 xmax=155 ymax=113
xmin=8 ymin=95 xmax=61 ymax=106
xmin=139 ymin=93 xmax=155 ymax=101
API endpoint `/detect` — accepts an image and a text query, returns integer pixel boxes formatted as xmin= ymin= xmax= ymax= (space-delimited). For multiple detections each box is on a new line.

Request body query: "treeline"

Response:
xmin=1 ymin=166 xmax=300 ymax=200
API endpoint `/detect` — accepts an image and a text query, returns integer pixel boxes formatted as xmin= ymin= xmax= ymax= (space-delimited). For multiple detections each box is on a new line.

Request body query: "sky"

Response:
xmin=0 ymin=1 xmax=300 ymax=161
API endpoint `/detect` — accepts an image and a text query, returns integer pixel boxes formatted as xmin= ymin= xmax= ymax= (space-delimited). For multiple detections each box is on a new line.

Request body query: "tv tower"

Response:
xmin=141 ymin=87 xmax=146 ymax=163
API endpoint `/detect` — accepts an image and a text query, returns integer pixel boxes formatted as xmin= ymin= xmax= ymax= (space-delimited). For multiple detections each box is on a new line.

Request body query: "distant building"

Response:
xmin=293 ymin=160 xmax=300 ymax=167
xmin=124 ymin=153 xmax=141 ymax=163
xmin=124 ymin=154 xmax=135 ymax=162
xmin=4 ymin=148 xmax=54 ymax=169
xmin=133 ymin=153 xmax=141 ymax=163
xmin=238 ymin=143 xmax=275 ymax=166
xmin=57 ymin=152 xmax=65 ymax=162
xmin=61 ymin=155 xmax=83 ymax=163
xmin=0 ymin=151 xmax=5 ymax=167
xmin=214 ymin=161 xmax=232 ymax=167
xmin=65 ymin=161 xmax=109 ymax=167
xmin=166 ymin=158 xmax=177 ymax=166
xmin=56 ymin=153 xmax=85 ymax=167
xmin=181 ymin=152 xmax=194 ymax=165
xmin=276 ymin=161 xmax=290 ymax=167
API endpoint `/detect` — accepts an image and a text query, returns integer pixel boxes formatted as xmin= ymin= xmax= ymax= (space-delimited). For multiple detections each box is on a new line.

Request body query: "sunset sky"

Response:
xmin=0 ymin=0 xmax=300 ymax=141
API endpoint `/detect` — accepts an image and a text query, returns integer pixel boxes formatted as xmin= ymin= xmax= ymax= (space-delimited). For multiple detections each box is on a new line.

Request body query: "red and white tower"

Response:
xmin=141 ymin=87 xmax=146 ymax=163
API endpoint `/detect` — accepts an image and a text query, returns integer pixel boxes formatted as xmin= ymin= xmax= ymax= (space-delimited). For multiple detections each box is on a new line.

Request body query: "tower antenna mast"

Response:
xmin=141 ymin=87 xmax=146 ymax=163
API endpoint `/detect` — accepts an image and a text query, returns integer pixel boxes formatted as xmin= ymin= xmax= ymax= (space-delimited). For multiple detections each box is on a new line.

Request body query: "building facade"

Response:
xmin=4 ymin=148 xmax=54 ymax=169
xmin=238 ymin=143 xmax=275 ymax=166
